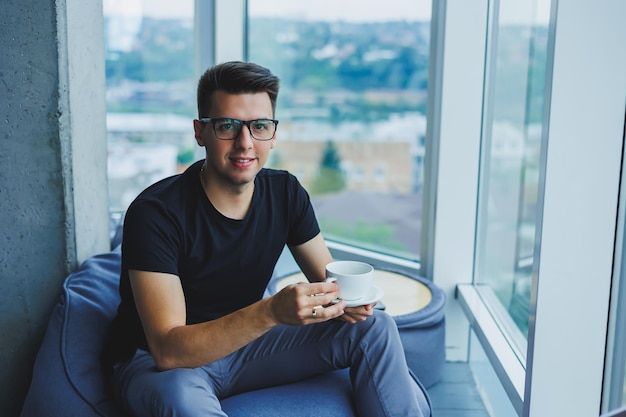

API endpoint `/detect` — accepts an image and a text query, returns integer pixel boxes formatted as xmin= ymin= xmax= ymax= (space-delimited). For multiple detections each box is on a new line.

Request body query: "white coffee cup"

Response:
xmin=325 ymin=261 xmax=374 ymax=301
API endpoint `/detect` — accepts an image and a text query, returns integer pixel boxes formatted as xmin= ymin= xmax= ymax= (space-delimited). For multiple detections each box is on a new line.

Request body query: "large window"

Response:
xmin=103 ymin=0 xmax=196 ymax=213
xmin=247 ymin=0 xmax=432 ymax=261
xmin=97 ymin=1 xmax=626 ymax=415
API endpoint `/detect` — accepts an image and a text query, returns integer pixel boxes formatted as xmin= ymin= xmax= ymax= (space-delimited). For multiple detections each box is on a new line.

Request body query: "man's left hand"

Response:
xmin=339 ymin=303 xmax=376 ymax=323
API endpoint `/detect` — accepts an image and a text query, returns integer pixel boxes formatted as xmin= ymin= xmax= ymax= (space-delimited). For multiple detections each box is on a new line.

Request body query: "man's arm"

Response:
xmin=288 ymin=233 xmax=333 ymax=283
xmin=130 ymin=265 xmax=345 ymax=371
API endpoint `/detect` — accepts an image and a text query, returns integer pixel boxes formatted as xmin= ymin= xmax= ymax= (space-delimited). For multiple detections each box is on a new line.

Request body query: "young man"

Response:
xmin=103 ymin=61 xmax=426 ymax=417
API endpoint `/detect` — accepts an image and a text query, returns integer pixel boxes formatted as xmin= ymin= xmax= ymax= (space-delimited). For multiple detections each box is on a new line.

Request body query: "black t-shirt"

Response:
xmin=103 ymin=161 xmax=320 ymax=367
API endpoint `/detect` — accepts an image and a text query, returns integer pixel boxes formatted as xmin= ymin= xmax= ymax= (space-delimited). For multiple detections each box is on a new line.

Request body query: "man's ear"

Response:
xmin=193 ymin=119 xmax=204 ymax=146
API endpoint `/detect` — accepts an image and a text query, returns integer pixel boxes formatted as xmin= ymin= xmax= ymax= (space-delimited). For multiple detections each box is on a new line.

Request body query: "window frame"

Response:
xmin=604 ymin=148 xmax=626 ymax=411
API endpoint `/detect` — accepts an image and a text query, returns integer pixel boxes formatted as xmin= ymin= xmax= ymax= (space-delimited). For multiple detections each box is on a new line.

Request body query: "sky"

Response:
xmin=248 ymin=0 xmax=432 ymax=22
xmin=103 ymin=0 xmax=548 ymax=25
xmin=103 ymin=0 xmax=432 ymax=22
xmin=104 ymin=0 xmax=193 ymax=19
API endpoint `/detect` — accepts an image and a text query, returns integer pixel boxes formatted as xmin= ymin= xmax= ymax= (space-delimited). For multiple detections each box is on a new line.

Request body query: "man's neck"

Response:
xmin=200 ymin=166 xmax=255 ymax=220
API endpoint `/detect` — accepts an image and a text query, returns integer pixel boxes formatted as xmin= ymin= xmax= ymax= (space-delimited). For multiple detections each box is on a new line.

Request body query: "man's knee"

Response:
xmin=365 ymin=310 xmax=400 ymax=338
xmin=354 ymin=310 xmax=405 ymax=355
xmin=158 ymin=371 xmax=201 ymax=408
xmin=135 ymin=369 xmax=223 ymax=417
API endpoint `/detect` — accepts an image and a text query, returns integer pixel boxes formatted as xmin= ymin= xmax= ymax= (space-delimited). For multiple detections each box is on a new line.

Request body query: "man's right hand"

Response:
xmin=269 ymin=281 xmax=347 ymax=325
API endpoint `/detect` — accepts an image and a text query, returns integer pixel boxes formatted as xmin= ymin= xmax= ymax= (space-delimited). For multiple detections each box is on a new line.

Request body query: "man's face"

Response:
xmin=194 ymin=90 xmax=276 ymax=190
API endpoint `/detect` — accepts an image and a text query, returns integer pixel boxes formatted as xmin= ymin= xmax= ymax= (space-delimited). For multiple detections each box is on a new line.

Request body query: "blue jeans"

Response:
xmin=112 ymin=310 xmax=426 ymax=417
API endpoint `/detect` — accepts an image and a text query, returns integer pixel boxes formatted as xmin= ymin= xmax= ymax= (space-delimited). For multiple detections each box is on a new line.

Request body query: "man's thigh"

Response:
xmin=113 ymin=349 xmax=226 ymax=417
xmin=221 ymin=319 xmax=368 ymax=397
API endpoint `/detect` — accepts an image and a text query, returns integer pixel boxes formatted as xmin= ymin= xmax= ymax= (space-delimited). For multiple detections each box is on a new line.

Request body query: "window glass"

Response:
xmin=103 ymin=0 xmax=195 ymax=213
xmin=474 ymin=0 xmax=551 ymax=338
xmin=247 ymin=0 xmax=432 ymax=261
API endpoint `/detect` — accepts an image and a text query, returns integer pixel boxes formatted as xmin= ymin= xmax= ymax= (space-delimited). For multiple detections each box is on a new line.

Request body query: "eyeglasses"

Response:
xmin=199 ymin=117 xmax=279 ymax=141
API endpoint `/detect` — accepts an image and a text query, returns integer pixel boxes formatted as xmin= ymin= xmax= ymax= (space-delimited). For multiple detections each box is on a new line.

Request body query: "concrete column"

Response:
xmin=0 ymin=0 xmax=109 ymax=414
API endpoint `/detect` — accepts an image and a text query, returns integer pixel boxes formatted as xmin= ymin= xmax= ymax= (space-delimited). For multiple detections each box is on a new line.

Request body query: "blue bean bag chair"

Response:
xmin=378 ymin=266 xmax=446 ymax=390
xmin=20 ymin=246 xmax=433 ymax=416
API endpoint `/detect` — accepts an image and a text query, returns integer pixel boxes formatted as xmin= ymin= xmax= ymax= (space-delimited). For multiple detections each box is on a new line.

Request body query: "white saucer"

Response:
xmin=340 ymin=285 xmax=384 ymax=307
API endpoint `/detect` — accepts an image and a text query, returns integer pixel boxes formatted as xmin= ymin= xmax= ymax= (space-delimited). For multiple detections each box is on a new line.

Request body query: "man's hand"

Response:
xmin=270 ymin=281 xmax=347 ymax=325
xmin=339 ymin=304 xmax=376 ymax=323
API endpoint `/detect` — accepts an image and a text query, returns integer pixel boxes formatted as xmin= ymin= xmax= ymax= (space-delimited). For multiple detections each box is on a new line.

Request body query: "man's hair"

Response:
xmin=197 ymin=61 xmax=280 ymax=117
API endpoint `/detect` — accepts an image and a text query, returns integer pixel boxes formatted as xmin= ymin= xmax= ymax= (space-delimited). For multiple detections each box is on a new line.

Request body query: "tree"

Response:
xmin=310 ymin=140 xmax=346 ymax=194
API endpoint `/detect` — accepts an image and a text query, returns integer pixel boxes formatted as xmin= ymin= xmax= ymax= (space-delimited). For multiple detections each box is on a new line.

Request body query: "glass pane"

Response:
xmin=474 ymin=0 xmax=551 ymax=338
xmin=103 ymin=0 xmax=195 ymax=213
xmin=247 ymin=0 xmax=432 ymax=261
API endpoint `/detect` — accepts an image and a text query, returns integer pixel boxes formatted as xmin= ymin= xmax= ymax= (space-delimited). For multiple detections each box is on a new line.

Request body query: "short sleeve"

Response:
xmin=122 ymin=198 xmax=181 ymax=276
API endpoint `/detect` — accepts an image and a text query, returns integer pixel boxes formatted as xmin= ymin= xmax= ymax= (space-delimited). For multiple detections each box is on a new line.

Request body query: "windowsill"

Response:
xmin=456 ymin=283 xmax=526 ymax=415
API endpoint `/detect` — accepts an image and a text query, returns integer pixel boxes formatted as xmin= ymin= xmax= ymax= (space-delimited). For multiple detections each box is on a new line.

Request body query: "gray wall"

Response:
xmin=0 ymin=0 xmax=109 ymax=415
